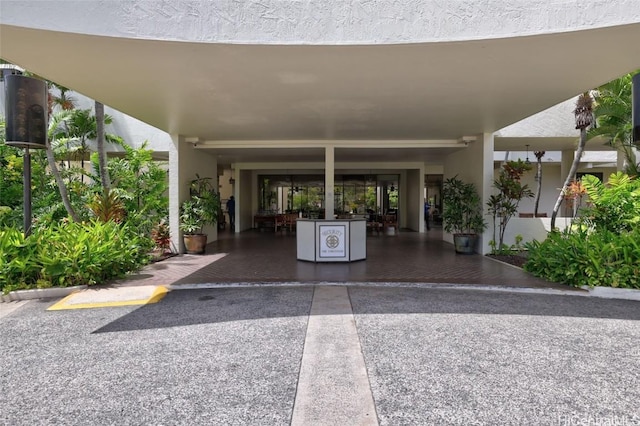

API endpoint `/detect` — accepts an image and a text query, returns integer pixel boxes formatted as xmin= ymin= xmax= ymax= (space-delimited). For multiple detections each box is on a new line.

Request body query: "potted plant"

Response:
xmin=442 ymin=176 xmax=487 ymax=254
xmin=179 ymin=175 xmax=220 ymax=254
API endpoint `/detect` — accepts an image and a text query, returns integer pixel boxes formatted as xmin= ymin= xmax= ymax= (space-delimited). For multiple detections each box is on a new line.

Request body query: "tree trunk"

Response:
xmin=95 ymin=101 xmax=111 ymax=190
xmin=533 ymin=158 xmax=542 ymax=216
xmin=551 ymin=128 xmax=587 ymax=229
xmin=45 ymin=140 xmax=80 ymax=222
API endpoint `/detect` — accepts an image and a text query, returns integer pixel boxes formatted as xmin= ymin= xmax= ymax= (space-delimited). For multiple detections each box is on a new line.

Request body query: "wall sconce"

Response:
xmin=229 ymin=177 xmax=235 ymax=185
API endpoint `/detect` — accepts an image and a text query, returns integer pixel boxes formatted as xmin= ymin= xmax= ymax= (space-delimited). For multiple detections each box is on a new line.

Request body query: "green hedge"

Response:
xmin=1 ymin=221 xmax=151 ymax=294
xmin=524 ymin=228 xmax=640 ymax=289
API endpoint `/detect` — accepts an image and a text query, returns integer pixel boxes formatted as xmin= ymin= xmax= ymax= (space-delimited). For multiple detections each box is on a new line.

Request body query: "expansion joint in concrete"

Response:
xmin=291 ymin=285 xmax=378 ymax=426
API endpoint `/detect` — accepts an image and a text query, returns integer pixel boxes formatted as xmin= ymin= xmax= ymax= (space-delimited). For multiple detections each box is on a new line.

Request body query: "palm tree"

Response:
xmin=533 ymin=150 xmax=545 ymax=217
xmin=47 ymin=82 xmax=76 ymax=113
xmin=46 ymin=110 xmax=80 ymax=222
xmin=588 ymin=71 xmax=639 ymax=176
xmin=65 ymin=108 xmax=96 ymax=176
xmin=551 ymin=92 xmax=594 ymax=229
xmin=95 ymin=101 xmax=111 ymax=191
xmin=65 ymin=108 xmax=119 ymax=183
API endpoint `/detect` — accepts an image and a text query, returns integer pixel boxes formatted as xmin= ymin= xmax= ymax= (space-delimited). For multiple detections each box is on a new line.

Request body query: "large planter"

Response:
xmin=453 ymin=234 xmax=478 ymax=254
xmin=183 ymin=234 xmax=208 ymax=254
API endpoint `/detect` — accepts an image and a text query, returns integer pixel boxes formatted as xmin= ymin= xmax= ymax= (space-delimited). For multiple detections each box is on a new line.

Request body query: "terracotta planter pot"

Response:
xmin=183 ymin=234 xmax=208 ymax=254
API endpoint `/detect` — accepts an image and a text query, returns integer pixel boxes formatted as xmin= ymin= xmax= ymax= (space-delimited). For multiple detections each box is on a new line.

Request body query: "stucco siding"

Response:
xmin=2 ymin=1 xmax=639 ymax=44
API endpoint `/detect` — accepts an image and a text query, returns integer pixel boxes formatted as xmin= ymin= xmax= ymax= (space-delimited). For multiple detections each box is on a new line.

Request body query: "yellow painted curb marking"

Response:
xmin=47 ymin=286 xmax=168 ymax=311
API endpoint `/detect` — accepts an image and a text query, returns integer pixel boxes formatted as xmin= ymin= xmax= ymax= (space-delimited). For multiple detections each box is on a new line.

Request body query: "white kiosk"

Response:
xmin=296 ymin=219 xmax=367 ymax=262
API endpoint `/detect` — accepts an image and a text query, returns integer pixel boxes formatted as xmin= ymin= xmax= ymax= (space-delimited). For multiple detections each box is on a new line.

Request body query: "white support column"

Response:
xmin=617 ymin=147 xmax=627 ymax=171
xmin=325 ymin=145 xmax=335 ymax=219
xmin=168 ymin=134 xmax=182 ymax=253
xmin=442 ymin=133 xmax=493 ymax=254
xmin=479 ymin=133 xmax=495 ymax=255
xmin=236 ymin=169 xmax=252 ymax=232
xmin=401 ymin=168 xmax=423 ymax=232
xmin=561 ymin=150 xmax=574 ymax=181
xmin=170 ymin=135 xmax=218 ymax=253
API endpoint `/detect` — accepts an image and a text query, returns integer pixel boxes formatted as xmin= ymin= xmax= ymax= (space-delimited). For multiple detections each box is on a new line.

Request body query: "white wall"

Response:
xmin=501 ymin=163 xmax=561 ymax=217
xmin=3 ymin=1 xmax=638 ymax=44
xmin=487 ymin=162 xmax=619 ymax=249
xmin=502 ymin=217 xmax=570 ymax=247
xmin=506 ymin=163 xmax=618 ymax=218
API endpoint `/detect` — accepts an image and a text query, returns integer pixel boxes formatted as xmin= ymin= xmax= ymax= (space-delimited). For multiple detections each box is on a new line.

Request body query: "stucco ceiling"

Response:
xmin=1 ymin=23 xmax=640 ymax=146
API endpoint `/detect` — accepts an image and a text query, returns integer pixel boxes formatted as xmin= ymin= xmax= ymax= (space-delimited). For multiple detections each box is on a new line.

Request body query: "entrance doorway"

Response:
xmin=258 ymin=174 xmax=399 ymax=218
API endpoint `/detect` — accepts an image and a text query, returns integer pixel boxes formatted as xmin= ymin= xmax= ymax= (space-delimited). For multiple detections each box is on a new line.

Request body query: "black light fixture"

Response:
xmin=525 ymin=144 xmax=531 ymax=165
xmin=390 ymin=184 xmax=396 ymax=192
xmin=3 ymin=70 xmax=48 ymax=236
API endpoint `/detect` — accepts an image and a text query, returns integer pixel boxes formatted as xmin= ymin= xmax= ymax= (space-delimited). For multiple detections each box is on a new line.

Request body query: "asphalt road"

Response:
xmin=1 ymin=285 xmax=639 ymax=425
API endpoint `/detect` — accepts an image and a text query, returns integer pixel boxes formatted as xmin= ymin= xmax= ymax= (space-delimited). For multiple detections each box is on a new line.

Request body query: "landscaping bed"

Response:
xmin=486 ymin=252 xmax=529 ymax=268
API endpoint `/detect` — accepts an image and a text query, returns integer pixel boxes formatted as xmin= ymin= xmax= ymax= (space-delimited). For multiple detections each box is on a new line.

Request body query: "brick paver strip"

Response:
xmin=168 ymin=230 xmax=576 ymax=290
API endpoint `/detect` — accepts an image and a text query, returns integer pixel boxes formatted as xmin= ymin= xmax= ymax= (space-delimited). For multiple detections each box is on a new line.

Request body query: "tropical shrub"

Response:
xmin=580 ymin=172 xmax=640 ymax=233
xmin=487 ymin=160 xmax=533 ymax=252
xmin=180 ymin=175 xmax=220 ymax=235
xmin=0 ymin=221 xmax=151 ymax=294
xmin=441 ymin=176 xmax=486 ymax=235
xmin=101 ymin=143 xmax=168 ymax=235
xmin=525 ymin=172 xmax=640 ymax=288
xmin=87 ymin=189 xmax=126 ymax=223
xmin=524 ymin=228 xmax=640 ymax=289
xmin=150 ymin=218 xmax=171 ymax=253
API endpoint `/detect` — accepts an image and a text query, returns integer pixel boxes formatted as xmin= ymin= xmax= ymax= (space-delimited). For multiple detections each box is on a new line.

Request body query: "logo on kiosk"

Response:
xmin=319 ymin=225 xmax=346 ymax=258
xmin=325 ymin=234 xmax=340 ymax=249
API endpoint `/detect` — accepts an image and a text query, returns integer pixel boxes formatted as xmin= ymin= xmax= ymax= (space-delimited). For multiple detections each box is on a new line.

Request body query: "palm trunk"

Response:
xmin=533 ymin=158 xmax=542 ymax=216
xmin=551 ymin=128 xmax=587 ymax=229
xmin=95 ymin=101 xmax=111 ymax=191
xmin=46 ymin=140 xmax=80 ymax=222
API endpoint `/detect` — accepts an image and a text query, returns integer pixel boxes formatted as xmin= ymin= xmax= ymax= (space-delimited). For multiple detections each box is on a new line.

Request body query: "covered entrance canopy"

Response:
xmin=2 ymin=21 xmax=640 ymax=144
xmin=2 ymin=2 xmax=640 ymax=252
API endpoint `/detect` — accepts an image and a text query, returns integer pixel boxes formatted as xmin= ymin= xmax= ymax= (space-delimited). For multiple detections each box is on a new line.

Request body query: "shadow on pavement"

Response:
xmin=93 ymin=286 xmax=315 ymax=334
xmin=92 ymin=286 xmax=640 ymax=334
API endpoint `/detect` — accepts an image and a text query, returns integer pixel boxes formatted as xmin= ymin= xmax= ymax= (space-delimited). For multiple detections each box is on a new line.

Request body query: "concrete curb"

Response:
xmin=581 ymin=286 xmax=640 ymax=301
xmin=170 ymin=282 xmax=638 ymax=301
xmin=4 ymin=282 xmax=638 ymax=303
xmin=1 ymin=285 xmax=88 ymax=303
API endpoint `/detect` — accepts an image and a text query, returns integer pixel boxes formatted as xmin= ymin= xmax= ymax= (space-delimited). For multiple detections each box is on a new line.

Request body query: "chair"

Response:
xmin=382 ymin=214 xmax=398 ymax=233
xmin=367 ymin=214 xmax=383 ymax=233
xmin=274 ymin=214 xmax=286 ymax=232
xmin=284 ymin=213 xmax=298 ymax=232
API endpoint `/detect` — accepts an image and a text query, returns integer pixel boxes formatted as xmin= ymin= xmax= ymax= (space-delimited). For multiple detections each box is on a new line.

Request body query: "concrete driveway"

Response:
xmin=1 ymin=285 xmax=638 ymax=425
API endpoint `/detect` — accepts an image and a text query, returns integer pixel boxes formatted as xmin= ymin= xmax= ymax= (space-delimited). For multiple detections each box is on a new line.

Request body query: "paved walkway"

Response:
xmin=2 ymin=284 xmax=638 ymax=425
xmin=3 ymin=230 xmax=639 ymax=425
xmin=116 ymin=229 xmax=576 ymax=291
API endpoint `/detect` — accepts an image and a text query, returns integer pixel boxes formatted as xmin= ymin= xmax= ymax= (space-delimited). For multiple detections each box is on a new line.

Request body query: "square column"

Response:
xmin=443 ymin=133 xmax=493 ymax=254
xmin=325 ymin=146 xmax=335 ymax=219
xmin=169 ymin=134 xmax=218 ymax=253
xmin=168 ymin=134 xmax=182 ymax=253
